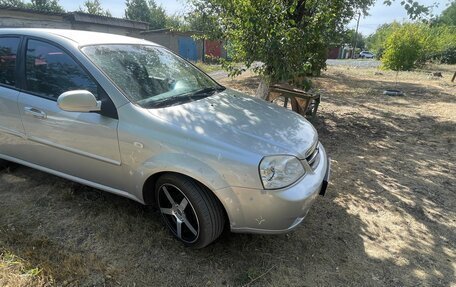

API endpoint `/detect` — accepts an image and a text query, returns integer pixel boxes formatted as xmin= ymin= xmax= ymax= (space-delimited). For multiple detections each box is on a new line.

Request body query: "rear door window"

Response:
xmin=0 ymin=37 xmax=20 ymax=87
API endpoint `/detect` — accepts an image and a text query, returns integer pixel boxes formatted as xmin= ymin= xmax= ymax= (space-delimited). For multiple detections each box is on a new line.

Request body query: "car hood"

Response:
xmin=147 ymin=89 xmax=318 ymax=159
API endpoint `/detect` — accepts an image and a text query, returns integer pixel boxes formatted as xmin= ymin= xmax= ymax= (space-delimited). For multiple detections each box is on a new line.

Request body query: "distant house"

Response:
xmin=141 ymin=29 xmax=227 ymax=62
xmin=327 ymin=44 xmax=353 ymax=59
xmin=328 ymin=47 xmax=341 ymax=59
xmin=0 ymin=6 xmax=148 ymax=37
xmin=0 ymin=7 xmax=227 ymax=62
xmin=204 ymin=40 xmax=227 ymax=62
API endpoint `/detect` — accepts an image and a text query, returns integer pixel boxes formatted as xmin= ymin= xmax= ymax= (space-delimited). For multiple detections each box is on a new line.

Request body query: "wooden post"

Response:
xmin=452 ymin=71 xmax=456 ymax=83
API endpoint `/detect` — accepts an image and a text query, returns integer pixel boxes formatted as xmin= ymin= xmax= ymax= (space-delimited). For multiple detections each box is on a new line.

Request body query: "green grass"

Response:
xmin=194 ymin=62 xmax=223 ymax=73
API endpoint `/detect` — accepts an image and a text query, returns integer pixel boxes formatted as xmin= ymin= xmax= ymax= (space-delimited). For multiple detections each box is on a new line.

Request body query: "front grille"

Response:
xmin=305 ymin=142 xmax=320 ymax=170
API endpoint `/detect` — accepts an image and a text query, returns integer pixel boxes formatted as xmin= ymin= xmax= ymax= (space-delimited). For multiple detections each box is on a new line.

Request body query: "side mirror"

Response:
xmin=57 ymin=90 xmax=101 ymax=113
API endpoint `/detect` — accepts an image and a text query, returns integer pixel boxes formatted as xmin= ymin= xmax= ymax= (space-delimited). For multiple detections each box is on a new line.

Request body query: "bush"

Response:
xmin=366 ymin=22 xmax=401 ymax=57
xmin=372 ymin=21 xmax=456 ymax=70
xmin=427 ymin=25 xmax=456 ymax=64
xmin=428 ymin=47 xmax=456 ymax=64
xmin=381 ymin=24 xmax=428 ymax=71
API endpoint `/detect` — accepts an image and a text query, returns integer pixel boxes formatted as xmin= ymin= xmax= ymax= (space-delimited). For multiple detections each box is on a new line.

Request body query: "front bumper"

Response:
xmin=217 ymin=144 xmax=330 ymax=234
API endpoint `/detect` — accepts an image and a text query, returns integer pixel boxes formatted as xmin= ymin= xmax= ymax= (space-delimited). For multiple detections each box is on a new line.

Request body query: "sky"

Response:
xmin=57 ymin=0 xmax=449 ymax=35
xmin=348 ymin=0 xmax=448 ymax=35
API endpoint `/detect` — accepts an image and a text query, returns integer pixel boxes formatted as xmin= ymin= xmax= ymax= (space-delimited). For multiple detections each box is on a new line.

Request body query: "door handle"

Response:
xmin=24 ymin=107 xmax=47 ymax=119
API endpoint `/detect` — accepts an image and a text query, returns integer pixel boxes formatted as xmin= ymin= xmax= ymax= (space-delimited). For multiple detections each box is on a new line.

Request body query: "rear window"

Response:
xmin=0 ymin=37 xmax=20 ymax=87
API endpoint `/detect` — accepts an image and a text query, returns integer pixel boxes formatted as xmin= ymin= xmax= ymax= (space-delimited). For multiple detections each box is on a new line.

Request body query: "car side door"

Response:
xmin=0 ymin=36 xmax=28 ymax=160
xmin=16 ymin=37 xmax=125 ymax=190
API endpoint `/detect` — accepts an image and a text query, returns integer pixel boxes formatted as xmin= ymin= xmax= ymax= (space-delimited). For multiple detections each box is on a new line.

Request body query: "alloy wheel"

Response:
xmin=157 ymin=183 xmax=200 ymax=243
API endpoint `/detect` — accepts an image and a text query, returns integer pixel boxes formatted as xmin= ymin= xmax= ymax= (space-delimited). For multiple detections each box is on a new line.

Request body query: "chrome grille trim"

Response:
xmin=305 ymin=142 xmax=320 ymax=170
xmin=305 ymin=139 xmax=319 ymax=158
xmin=307 ymin=148 xmax=319 ymax=165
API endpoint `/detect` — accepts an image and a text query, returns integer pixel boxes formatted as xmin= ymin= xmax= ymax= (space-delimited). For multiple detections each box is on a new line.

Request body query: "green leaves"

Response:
xmin=0 ymin=0 xmax=65 ymax=13
xmin=437 ymin=1 xmax=456 ymax=26
xmin=125 ymin=0 xmax=167 ymax=29
xmin=381 ymin=23 xmax=456 ymax=70
xmin=382 ymin=24 xmax=426 ymax=71
xmin=190 ymin=0 xmax=375 ymax=88
xmin=79 ymin=0 xmax=111 ymax=16
xmin=384 ymin=0 xmax=432 ymax=20
xmin=0 ymin=0 xmax=26 ymax=8
xmin=29 ymin=0 xmax=65 ymax=13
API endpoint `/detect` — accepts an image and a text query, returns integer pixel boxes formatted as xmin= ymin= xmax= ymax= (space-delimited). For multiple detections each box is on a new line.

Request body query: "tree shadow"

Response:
xmin=313 ymin=102 xmax=455 ymax=287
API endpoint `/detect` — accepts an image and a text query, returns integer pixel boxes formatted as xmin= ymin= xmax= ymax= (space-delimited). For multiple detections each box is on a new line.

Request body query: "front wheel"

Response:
xmin=0 ymin=159 xmax=8 ymax=169
xmin=155 ymin=174 xmax=225 ymax=248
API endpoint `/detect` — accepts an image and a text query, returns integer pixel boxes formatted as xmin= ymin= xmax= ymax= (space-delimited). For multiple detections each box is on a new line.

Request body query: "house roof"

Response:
xmin=0 ymin=6 xmax=149 ymax=30
xmin=140 ymin=28 xmax=204 ymax=36
xmin=70 ymin=12 xmax=149 ymax=30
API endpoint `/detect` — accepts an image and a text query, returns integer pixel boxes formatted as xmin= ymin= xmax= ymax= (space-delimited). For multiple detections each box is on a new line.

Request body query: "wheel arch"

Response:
xmin=138 ymin=153 xmax=244 ymax=229
xmin=142 ymin=171 xmax=231 ymax=228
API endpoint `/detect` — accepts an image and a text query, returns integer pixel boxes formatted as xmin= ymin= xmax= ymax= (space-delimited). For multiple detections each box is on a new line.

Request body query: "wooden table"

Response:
xmin=268 ymin=84 xmax=321 ymax=120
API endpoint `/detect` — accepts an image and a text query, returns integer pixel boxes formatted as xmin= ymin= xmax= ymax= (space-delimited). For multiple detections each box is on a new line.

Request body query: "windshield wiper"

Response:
xmin=146 ymin=96 xmax=189 ymax=108
xmin=190 ymin=86 xmax=226 ymax=98
xmin=144 ymin=86 xmax=226 ymax=108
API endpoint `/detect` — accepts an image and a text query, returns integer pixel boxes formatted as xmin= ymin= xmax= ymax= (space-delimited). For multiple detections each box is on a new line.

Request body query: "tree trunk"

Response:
xmin=255 ymin=76 xmax=271 ymax=100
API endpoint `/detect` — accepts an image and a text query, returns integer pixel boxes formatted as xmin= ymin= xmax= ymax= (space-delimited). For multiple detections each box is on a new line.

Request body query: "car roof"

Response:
xmin=0 ymin=28 xmax=157 ymax=47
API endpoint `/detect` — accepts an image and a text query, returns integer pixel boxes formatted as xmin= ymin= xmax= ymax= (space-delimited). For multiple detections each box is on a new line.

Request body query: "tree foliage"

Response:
xmin=381 ymin=24 xmax=428 ymax=70
xmin=0 ymin=0 xmax=25 ymax=8
xmin=381 ymin=23 xmax=456 ymax=70
xmin=79 ymin=0 xmax=111 ymax=17
xmin=125 ymin=0 xmax=167 ymax=29
xmin=437 ymin=1 xmax=456 ymax=26
xmin=190 ymin=0 xmax=375 ymax=94
xmin=366 ymin=22 xmax=401 ymax=57
xmin=368 ymin=1 xmax=456 ymax=69
xmin=125 ymin=0 xmax=150 ymax=23
xmin=29 ymin=0 xmax=65 ymax=13
xmin=342 ymin=29 xmax=366 ymax=49
xmin=185 ymin=6 xmax=222 ymax=38
xmin=426 ymin=24 xmax=456 ymax=64
xmin=148 ymin=0 xmax=167 ymax=29
xmin=0 ymin=0 xmax=65 ymax=12
xmin=383 ymin=0 xmax=432 ymax=20
xmin=165 ymin=14 xmax=187 ymax=29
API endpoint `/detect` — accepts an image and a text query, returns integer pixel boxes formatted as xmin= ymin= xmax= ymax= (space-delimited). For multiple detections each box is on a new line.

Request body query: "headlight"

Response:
xmin=259 ymin=155 xmax=305 ymax=189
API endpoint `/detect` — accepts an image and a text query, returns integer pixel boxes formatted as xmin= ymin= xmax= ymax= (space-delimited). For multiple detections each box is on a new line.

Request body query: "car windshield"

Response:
xmin=82 ymin=44 xmax=224 ymax=108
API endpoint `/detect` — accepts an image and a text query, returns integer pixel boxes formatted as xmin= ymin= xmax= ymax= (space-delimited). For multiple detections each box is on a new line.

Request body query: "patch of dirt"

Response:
xmin=0 ymin=65 xmax=455 ymax=286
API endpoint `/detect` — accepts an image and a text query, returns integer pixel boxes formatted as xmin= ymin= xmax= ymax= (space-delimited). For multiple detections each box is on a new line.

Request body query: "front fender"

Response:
xmin=139 ymin=152 xmax=231 ymax=193
xmin=132 ymin=152 xmax=245 ymax=229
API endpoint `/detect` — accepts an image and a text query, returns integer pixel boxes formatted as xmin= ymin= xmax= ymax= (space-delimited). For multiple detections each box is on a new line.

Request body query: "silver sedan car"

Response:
xmin=0 ymin=29 xmax=330 ymax=248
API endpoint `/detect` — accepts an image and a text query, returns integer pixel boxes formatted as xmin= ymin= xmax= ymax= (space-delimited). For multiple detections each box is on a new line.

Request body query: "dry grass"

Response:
xmin=0 ymin=252 xmax=48 ymax=287
xmin=0 ymin=64 xmax=455 ymax=286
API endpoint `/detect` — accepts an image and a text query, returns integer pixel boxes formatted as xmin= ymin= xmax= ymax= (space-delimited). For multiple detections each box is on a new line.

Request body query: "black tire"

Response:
xmin=0 ymin=159 xmax=8 ymax=169
xmin=155 ymin=174 xmax=225 ymax=248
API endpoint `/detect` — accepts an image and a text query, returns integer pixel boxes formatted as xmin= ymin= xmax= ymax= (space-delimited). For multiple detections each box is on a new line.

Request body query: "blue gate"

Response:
xmin=178 ymin=36 xmax=198 ymax=61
